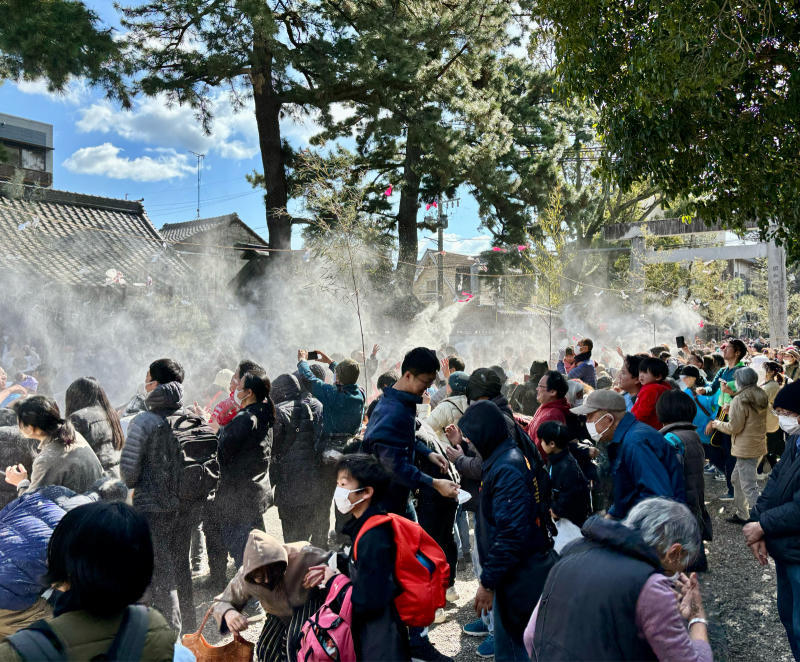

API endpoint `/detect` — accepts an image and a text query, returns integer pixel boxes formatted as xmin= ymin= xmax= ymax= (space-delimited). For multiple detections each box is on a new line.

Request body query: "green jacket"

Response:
xmin=0 ymin=607 xmax=175 ymax=661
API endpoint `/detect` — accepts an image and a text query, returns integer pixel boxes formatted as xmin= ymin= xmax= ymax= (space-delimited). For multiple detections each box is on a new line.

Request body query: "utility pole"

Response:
xmin=189 ymin=151 xmax=205 ymax=219
xmin=437 ymin=196 xmax=445 ymax=310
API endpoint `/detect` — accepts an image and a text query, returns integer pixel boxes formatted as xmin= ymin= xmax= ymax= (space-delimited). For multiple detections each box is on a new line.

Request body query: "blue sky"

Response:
xmin=0 ymin=2 xmax=492 ymax=257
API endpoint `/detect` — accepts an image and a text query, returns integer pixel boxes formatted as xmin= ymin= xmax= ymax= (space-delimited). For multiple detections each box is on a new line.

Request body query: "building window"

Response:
xmin=0 ymin=143 xmax=21 ymax=167
xmin=426 ymin=280 xmax=437 ymax=293
xmin=21 ymin=148 xmax=45 ymax=171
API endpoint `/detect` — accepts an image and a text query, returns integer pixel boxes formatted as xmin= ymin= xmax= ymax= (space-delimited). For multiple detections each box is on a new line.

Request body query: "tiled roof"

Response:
xmin=0 ymin=187 xmax=189 ymax=287
xmin=161 ymin=213 xmax=268 ymax=249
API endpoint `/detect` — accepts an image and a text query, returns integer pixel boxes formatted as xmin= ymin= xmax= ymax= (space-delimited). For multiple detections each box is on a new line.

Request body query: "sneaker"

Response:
xmin=434 ymin=608 xmax=446 ymax=624
xmin=703 ymin=464 xmax=717 ymax=474
xmin=446 ymin=586 xmax=460 ymax=603
xmin=410 ymin=638 xmax=453 ymax=662
xmin=476 ymin=635 xmax=495 ymax=658
xmin=713 ymin=473 xmax=727 ymax=482
xmin=463 ymin=618 xmax=490 ymax=637
xmin=719 ymin=492 xmax=734 ymax=501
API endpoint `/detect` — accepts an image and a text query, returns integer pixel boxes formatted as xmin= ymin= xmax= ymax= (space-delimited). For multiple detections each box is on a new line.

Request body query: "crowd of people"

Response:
xmin=0 ymin=331 xmax=798 ymax=661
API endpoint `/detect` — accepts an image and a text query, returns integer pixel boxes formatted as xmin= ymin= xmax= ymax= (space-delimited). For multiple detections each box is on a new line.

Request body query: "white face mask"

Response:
xmin=586 ymin=413 xmax=612 ymax=443
xmin=334 ymin=486 xmax=366 ymax=514
xmin=233 ymin=389 xmax=245 ymax=406
xmin=778 ymin=415 xmax=800 ymax=434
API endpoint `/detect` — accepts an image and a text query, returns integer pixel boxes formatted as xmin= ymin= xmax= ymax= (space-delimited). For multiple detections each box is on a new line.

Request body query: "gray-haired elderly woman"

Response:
xmin=711 ymin=366 xmax=768 ymax=525
xmin=525 ymin=498 xmax=713 ymax=662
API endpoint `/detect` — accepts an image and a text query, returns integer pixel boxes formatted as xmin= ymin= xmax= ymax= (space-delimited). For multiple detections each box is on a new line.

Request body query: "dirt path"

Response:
xmin=187 ymin=474 xmax=794 ymax=661
xmin=702 ymin=473 xmax=793 ymax=662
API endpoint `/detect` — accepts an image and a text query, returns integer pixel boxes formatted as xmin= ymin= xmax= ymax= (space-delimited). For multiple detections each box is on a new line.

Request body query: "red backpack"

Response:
xmin=353 ymin=513 xmax=449 ymax=627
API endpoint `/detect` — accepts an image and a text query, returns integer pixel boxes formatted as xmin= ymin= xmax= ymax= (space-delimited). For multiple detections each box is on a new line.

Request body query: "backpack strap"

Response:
xmin=99 ymin=605 xmax=150 ymax=661
xmin=663 ymin=432 xmax=685 ymax=455
xmin=352 ymin=514 xmax=393 ymax=562
xmin=7 ymin=620 xmax=66 ymax=661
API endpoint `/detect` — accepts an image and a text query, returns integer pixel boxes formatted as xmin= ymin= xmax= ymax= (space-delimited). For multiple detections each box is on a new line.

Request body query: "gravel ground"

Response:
xmin=187 ymin=473 xmax=794 ymax=661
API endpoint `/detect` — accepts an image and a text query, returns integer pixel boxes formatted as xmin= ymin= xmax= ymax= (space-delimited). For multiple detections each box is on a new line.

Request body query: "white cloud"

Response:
xmin=62 ymin=143 xmax=195 ymax=181
xmin=421 ymin=233 xmax=493 ymax=256
xmin=75 ymin=92 xmax=261 ymax=160
xmin=15 ymin=78 xmax=89 ymax=105
xmin=74 ymin=91 xmax=346 ymax=161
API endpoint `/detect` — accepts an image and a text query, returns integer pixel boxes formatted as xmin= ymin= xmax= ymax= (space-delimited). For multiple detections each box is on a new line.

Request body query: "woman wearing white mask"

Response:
xmin=743 ymin=380 xmax=800 ymax=660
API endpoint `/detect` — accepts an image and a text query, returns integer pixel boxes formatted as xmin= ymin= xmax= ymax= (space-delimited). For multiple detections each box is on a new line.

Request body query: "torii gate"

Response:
xmin=602 ymin=218 xmax=789 ymax=346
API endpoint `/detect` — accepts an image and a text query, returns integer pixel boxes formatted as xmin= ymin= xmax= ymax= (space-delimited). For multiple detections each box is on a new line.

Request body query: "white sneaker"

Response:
xmin=434 ymin=608 xmax=446 ymax=624
xmin=446 ymin=586 xmax=459 ymax=603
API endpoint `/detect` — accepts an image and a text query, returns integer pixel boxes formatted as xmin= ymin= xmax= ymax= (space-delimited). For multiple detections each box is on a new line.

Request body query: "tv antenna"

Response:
xmin=189 ymin=151 xmax=205 ymax=219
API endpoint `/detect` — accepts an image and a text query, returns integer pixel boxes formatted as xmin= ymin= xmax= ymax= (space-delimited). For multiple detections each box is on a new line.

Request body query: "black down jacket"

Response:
xmin=69 ymin=405 xmax=121 ymax=477
xmin=752 ymin=433 xmax=800 ymax=564
xmin=270 ymin=374 xmax=323 ymax=509
xmin=216 ymin=401 xmax=274 ymax=513
xmin=120 ymin=382 xmax=183 ymax=513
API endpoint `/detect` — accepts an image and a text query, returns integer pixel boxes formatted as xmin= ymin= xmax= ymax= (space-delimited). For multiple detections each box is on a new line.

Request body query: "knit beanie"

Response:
xmin=774 ymin=380 xmax=800 ymax=415
xmin=448 ymin=371 xmax=470 ymax=396
xmin=335 ymin=358 xmax=360 ymax=386
xmin=466 ymin=368 xmax=502 ymax=403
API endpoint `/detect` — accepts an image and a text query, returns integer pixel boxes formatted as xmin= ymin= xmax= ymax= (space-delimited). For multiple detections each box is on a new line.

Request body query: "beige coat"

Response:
xmin=716 ymin=384 xmax=768 ymax=458
xmin=212 ymin=531 xmax=329 ymax=625
xmin=421 ymin=395 xmax=468 ymax=445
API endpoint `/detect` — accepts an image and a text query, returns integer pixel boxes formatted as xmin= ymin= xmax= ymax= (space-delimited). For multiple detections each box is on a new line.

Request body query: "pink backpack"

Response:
xmin=297 ymin=574 xmax=356 ymax=662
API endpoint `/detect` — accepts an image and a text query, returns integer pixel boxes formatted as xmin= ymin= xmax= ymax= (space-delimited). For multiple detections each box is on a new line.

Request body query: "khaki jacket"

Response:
xmin=212 ymin=531 xmax=329 ymax=626
xmin=0 ymin=607 xmax=174 ymax=661
xmin=716 ymin=385 xmax=768 ymax=458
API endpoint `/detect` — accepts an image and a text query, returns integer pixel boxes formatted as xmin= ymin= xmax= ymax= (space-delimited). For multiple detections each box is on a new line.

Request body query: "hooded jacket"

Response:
xmin=606 ymin=413 xmax=686 ymax=519
xmin=120 ymin=382 xmax=184 ymax=513
xmin=212 ymin=531 xmax=329 ymax=627
xmin=631 ymin=381 xmax=672 ymax=430
xmin=459 ymin=401 xmax=551 ymax=591
xmin=68 ymin=405 xmax=121 ymax=477
xmin=715 ymin=384 xmax=768 ymax=458
xmin=271 ymin=374 xmax=324 ymax=508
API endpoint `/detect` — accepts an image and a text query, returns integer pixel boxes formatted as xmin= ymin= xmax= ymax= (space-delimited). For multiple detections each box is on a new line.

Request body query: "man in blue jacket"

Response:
xmin=572 ymin=389 xmax=685 ymax=519
xmin=362 ymin=346 xmax=458 ymax=662
xmin=363 ymin=347 xmax=459 ymax=514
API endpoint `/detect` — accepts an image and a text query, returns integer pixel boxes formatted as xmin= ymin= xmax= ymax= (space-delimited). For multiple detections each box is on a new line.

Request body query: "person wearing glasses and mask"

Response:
xmin=571 ymin=390 xmax=685 ymax=520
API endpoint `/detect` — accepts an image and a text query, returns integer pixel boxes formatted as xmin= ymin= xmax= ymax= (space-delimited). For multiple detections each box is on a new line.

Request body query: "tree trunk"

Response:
xmin=396 ymin=124 xmax=422 ymax=293
xmin=251 ymin=49 xmax=292 ymax=251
